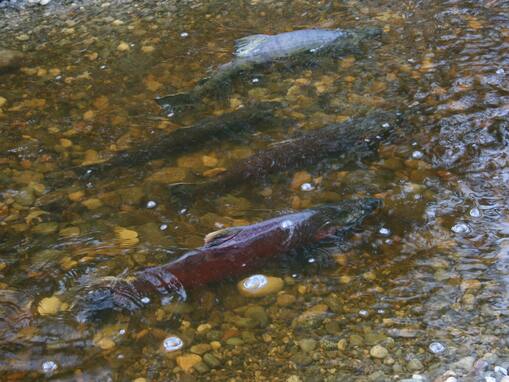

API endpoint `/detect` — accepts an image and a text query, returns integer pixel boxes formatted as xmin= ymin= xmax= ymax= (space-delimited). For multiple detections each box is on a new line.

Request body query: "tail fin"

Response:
xmin=155 ymin=92 xmax=198 ymax=117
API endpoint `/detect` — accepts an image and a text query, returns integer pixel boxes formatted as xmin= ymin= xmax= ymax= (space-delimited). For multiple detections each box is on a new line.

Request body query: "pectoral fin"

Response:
xmin=203 ymin=227 xmax=243 ymax=247
xmin=234 ymin=34 xmax=270 ymax=57
xmin=155 ymin=92 xmax=198 ymax=116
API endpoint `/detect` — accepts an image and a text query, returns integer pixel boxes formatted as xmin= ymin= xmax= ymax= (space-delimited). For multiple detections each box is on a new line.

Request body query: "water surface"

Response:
xmin=0 ymin=0 xmax=508 ymax=380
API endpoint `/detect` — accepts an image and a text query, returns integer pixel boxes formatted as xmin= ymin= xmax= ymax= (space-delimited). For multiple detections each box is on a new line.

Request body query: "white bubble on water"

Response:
xmin=242 ymin=274 xmax=268 ymax=291
xmin=379 ymin=227 xmax=391 ymax=236
xmin=412 ymin=150 xmax=424 ymax=159
xmin=469 ymin=207 xmax=481 ymax=217
xmin=451 ymin=223 xmax=469 ymax=234
xmin=42 ymin=361 xmax=58 ymax=374
xmin=300 ymin=183 xmax=314 ymax=191
xmin=429 ymin=342 xmax=446 ymax=354
xmin=180 ymin=32 xmax=189 ymax=38
xmin=163 ymin=336 xmax=184 ymax=352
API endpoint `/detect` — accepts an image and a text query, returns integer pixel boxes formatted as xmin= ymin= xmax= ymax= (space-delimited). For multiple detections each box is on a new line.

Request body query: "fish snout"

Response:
xmin=362 ymin=27 xmax=383 ymax=39
xmin=363 ymin=197 xmax=383 ymax=213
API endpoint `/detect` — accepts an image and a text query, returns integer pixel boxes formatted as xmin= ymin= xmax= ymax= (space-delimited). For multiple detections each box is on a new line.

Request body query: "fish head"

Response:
xmin=311 ymin=198 xmax=382 ymax=237
xmin=358 ymin=26 xmax=383 ymax=39
xmin=358 ymin=110 xmax=401 ymax=141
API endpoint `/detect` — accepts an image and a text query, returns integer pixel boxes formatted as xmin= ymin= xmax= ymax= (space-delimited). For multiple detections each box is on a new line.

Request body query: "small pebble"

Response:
xmin=176 ymin=354 xmax=201 ymax=372
xmin=379 ymin=227 xmax=391 ymax=236
xmin=237 ymin=274 xmax=284 ymax=298
xmin=298 ymin=338 xmax=317 ymax=352
xmin=370 ymin=344 xmax=389 ymax=359
xmin=407 ymin=358 xmax=424 ymax=371
xmin=146 ymin=200 xmax=157 ymax=209
xmin=117 ymin=42 xmax=130 ymax=51
xmin=38 ymin=296 xmax=63 ymax=316
xmin=455 ymin=356 xmax=475 ymax=371
xmin=96 ymin=337 xmax=115 ymax=350
xmin=196 ymin=323 xmax=212 ymax=334
xmin=180 ymin=32 xmax=189 ymax=37
xmin=203 ymin=353 xmax=221 ymax=368
xmin=277 ymin=293 xmax=296 ymax=306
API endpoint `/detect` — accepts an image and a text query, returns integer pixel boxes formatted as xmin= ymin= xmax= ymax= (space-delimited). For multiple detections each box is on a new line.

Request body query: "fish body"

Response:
xmin=173 ymin=110 xmax=398 ymax=196
xmin=74 ymin=101 xmax=282 ymax=179
xmin=74 ymin=198 xmax=380 ymax=320
xmin=155 ymin=27 xmax=381 ymax=116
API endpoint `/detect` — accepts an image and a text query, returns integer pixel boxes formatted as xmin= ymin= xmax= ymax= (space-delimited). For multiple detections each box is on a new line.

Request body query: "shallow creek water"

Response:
xmin=0 ymin=0 xmax=508 ymax=381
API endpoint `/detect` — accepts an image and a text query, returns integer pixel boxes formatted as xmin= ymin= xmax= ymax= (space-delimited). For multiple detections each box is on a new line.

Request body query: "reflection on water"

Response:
xmin=0 ymin=0 xmax=508 ymax=380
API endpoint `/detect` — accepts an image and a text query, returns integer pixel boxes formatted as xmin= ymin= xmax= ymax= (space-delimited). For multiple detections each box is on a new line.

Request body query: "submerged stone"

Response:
xmin=237 ymin=274 xmax=283 ymax=298
xmin=176 ymin=354 xmax=202 ymax=372
xmin=370 ymin=344 xmax=389 ymax=359
xmin=37 ymin=296 xmax=63 ymax=315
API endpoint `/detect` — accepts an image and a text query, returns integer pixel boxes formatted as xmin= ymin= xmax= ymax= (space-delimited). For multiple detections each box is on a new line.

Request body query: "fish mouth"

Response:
xmin=361 ymin=197 xmax=383 ymax=213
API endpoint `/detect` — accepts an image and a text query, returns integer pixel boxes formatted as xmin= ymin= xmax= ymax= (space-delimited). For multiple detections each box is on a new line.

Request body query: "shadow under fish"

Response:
xmin=73 ymin=198 xmax=381 ymax=322
xmin=155 ymin=27 xmax=382 ymax=116
xmin=170 ymin=110 xmax=400 ymax=200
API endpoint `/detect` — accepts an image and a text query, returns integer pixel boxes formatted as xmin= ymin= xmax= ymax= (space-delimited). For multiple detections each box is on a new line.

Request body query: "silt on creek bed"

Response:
xmin=0 ymin=0 xmax=508 ymax=381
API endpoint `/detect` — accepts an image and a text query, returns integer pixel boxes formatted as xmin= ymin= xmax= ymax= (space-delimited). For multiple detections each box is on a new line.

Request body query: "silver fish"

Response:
xmin=156 ymin=27 xmax=381 ymax=116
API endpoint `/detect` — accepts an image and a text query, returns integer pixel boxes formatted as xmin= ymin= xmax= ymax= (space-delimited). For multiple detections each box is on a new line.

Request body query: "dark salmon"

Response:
xmin=74 ymin=101 xmax=283 ymax=179
xmin=74 ymin=198 xmax=380 ymax=321
xmin=171 ymin=110 xmax=399 ymax=197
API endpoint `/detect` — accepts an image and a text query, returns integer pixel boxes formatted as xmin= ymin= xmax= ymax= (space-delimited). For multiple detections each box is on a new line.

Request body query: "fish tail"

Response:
xmin=155 ymin=92 xmax=199 ymax=117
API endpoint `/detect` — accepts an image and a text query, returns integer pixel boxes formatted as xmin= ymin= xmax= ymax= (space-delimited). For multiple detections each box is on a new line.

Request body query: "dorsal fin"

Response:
xmin=234 ymin=34 xmax=270 ymax=57
xmin=203 ymin=227 xmax=243 ymax=247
